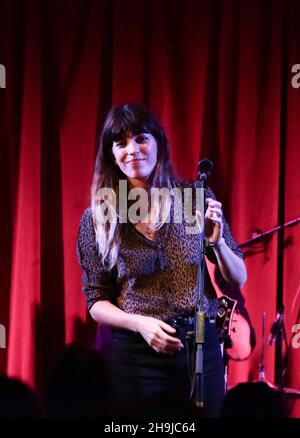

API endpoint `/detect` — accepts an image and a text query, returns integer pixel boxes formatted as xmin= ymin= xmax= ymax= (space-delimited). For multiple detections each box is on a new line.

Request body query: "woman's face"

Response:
xmin=112 ymin=133 xmax=158 ymax=186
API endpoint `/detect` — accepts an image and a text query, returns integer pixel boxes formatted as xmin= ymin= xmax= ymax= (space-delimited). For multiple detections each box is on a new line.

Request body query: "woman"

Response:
xmin=77 ymin=103 xmax=247 ymax=417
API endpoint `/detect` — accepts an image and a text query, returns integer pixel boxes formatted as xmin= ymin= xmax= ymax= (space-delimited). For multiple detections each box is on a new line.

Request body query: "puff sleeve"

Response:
xmin=77 ymin=208 xmax=118 ymax=311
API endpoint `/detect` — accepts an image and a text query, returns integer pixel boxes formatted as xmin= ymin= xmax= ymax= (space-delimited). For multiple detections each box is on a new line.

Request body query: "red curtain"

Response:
xmin=0 ymin=0 xmax=299 ymax=417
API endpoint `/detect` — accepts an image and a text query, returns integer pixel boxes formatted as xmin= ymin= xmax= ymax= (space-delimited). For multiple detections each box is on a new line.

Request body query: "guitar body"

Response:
xmin=205 ymin=257 xmax=253 ymax=361
xmin=217 ymin=294 xmax=252 ymax=360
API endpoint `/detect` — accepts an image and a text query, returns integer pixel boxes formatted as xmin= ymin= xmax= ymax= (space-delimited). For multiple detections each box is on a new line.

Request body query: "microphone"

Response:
xmin=197 ymin=159 xmax=213 ymax=181
xmin=268 ymin=307 xmax=284 ymax=346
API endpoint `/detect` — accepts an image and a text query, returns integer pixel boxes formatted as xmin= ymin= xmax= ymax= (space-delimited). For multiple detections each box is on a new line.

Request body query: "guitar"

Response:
xmin=217 ymin=294 xmax=252 ymax=360
xmin=206 ymin=257 xmax=252 ymax=361
xmin=217 ymin=294 xmax=237 ymax=347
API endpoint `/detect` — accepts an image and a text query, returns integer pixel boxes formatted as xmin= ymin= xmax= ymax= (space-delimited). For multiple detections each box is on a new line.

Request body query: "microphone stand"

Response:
xmin=239 ymin=217 xmax=300 ymax=249
xmin=258 ymin=312 xmax=267 ymax=382
xmin=190 ymin=160 xmax=213 ymax=408
xmin=239 ymin=217 xmax=300 ymax=391
xmin=268 ymin=306 xmax=288 ymax=393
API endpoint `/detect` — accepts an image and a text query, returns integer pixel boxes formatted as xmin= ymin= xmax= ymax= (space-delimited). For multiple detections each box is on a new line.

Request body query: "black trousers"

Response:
xmin=111 ymin=319 xmax=225 ymax=418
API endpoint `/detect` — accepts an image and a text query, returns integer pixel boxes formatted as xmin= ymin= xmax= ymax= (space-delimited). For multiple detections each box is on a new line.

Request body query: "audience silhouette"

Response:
xmin=42 ymin=342 xmax=113 ymax=417
xmin=0 ymin=374 xmax=41 ymax=418
xmin=221 ymin=382 xmax=286 ymax=418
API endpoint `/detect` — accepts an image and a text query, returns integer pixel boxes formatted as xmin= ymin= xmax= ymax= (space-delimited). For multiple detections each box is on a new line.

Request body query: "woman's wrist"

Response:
xmin=206 ymin=236 xmax=225 ymax=250
xmin=210 ymin=237 xmax=226 ymax=253
xmin=126 ymin=313 xmax=143 ymax=333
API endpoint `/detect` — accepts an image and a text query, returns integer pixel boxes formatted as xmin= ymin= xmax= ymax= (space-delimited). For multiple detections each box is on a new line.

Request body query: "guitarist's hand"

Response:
xmin=204 ymin=198 xmax=223 ymax=246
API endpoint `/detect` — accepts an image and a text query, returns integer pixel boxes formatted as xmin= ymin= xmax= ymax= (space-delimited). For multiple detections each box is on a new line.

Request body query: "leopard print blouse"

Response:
xmin=77 ymin=182 xmax=243 ymax=320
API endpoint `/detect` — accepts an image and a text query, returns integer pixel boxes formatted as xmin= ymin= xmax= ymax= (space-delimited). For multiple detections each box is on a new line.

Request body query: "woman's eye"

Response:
xmin=136 ymin=135 xmax=148 ymax=143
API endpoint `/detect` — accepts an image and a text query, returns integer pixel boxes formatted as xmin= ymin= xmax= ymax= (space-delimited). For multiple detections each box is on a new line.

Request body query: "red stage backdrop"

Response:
xmin=0 ymin=0 xmax=299 ymax=417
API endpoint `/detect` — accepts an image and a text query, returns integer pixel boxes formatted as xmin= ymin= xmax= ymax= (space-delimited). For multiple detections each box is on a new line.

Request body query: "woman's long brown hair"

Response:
xmin=91 ymin=103 xmax=175 ymax=269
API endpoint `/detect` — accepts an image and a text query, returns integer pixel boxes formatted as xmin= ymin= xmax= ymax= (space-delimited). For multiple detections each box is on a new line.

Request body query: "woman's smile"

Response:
xmin=126 ymin=158 xmax=146 ymax=164
xmin=112 ymin=133 xmax=158 ymax=185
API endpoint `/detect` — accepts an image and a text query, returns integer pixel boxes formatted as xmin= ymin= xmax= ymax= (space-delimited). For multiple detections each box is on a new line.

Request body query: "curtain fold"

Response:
xmin=6 ymin=0 xmax=42 ymax=386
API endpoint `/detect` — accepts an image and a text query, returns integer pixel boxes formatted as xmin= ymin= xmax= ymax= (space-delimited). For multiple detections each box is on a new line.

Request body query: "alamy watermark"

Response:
xmin=0 ymin=324 xmax=6 ymax=348
xmin=95 ymin=180 xmax=209 ymax=235
xmin=0 ymin=64 xmax=6 ymax=88
xmin=291 ymin=64 xmax=300 ymax=89
xmin=291 ymin=324 xmax=300 ymax=349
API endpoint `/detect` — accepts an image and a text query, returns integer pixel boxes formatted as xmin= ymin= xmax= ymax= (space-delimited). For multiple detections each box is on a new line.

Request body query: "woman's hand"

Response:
xmin=133 ymin=315 xmax=184 ymax=354
xmin=204 ymin=197 xmax=223 ymax=246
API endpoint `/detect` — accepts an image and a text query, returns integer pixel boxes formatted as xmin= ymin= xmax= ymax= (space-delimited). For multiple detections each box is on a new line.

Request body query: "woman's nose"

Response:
xmin=126 ymin=139 xmax=140 ymax=154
